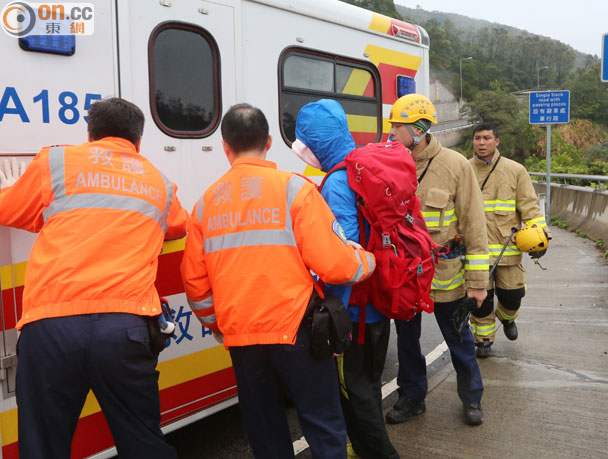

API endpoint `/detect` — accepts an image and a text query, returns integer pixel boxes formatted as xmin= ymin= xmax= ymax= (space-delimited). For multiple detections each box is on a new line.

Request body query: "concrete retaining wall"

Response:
xmin=534 ymin=182 xmax=608 ymax=242
xmin=430 ymin=79 xmax=460 ymax=121
xmin=432 ymin=129 xmax=467 ymax=148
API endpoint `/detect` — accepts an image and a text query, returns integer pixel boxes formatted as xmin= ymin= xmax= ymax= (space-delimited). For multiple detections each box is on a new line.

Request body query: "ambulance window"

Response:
xmin=279 ymin=49 xmax=381 ymax=147
xmin=149 ymin=23 xmax=220 ymax=138
xmin=283 ymin=56 xmax=334 ymax=92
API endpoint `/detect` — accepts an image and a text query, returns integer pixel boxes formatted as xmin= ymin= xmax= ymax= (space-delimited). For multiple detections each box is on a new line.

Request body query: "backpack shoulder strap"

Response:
xmin=318 ymin=161 xmax=347 ymax=192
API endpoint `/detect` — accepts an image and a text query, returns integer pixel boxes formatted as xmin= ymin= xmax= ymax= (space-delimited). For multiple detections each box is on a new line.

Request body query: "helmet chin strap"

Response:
xmin=405 ymin=124 xmax=426 ymax=148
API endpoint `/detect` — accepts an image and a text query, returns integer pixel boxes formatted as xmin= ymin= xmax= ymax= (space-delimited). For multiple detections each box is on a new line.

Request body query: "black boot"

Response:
xmin=463 ymin=403 xmax=483 ymax=425
xmin=385 ymin=396 xmax=426 ymax=424
xmin=475 ymin=339 xmax=492 ymax=358
xmin=503 ymin=321 xmax=518 ymax=341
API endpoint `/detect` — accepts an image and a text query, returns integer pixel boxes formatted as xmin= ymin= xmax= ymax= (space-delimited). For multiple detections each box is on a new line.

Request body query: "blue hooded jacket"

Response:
xmin=295 ymin=99 xmax=384 ymax=324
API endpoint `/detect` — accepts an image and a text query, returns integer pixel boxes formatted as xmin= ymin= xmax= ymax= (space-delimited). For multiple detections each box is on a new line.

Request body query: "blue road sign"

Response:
xmin=602 ymin=33 xmax=608 ymax=82
xmin=529 ymin=91 xmax=570 ymax=125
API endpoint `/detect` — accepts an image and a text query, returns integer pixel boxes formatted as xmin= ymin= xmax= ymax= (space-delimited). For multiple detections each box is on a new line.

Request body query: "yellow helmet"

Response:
xmin=389 ymin=94 xmax=438 ymax=125
xmin=515 ymin=222 xmax=549 ymax=253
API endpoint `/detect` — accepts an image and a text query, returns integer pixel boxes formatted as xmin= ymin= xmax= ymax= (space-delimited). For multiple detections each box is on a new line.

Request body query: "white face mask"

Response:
xmin=291 ymin=139 xmax=322 ymax=169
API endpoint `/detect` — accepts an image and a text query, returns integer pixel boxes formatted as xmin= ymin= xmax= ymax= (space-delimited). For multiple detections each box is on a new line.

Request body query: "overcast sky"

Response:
xmin=395 ymin=0 xmax=606 ymax=57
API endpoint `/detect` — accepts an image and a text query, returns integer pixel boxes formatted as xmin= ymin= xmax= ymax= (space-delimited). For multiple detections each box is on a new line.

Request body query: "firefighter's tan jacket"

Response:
xmin=470 ymin=150 xmax=549 ymax=266
xmin=415 ymin=135 xmax=489 ymax=303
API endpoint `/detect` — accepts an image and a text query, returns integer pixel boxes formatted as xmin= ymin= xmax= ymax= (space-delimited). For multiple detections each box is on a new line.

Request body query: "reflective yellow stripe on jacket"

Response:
xmin=489 ymin=244 xmax=521 ymax=257
xmin=483 ymin=199 xmax=516 ymax=212
xmin=431 ymin=269 xmax=465 ymax=291
xmin=465 ymin=253 xmax=489 ymax=271
xmin=525 ymin=216 xmax=547 ymax=228
xmin=421 ymin=208 xmax=457 ymax=228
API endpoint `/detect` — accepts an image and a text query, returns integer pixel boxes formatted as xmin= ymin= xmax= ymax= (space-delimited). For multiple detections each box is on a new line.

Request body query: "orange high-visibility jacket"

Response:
xmin=0 ymin=137 xmax=188 ymax=329
xmin=180 ymin=157 xmax=375 ymax=348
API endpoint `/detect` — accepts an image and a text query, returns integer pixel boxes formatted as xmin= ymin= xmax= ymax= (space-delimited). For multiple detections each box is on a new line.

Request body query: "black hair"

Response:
xmin=473 ymin=122 xmax=499 ymax=139
xmin=221 ymin=103 xmax=269 ymax=153
xmin=87 ymin=98 xmax=144 ymax=146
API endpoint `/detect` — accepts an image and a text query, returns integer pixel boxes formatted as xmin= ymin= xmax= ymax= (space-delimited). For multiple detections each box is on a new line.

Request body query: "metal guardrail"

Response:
xmin=529 ymin=172 xmax=608 ymax=182
xmin=429 ymin=122 xmax=475 ymax=134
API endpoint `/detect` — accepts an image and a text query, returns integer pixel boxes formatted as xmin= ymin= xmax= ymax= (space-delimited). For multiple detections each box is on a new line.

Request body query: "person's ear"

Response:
xmin=134 ymin=137 xmax=142 ymax=153
xmin=222 ymin=139 xmax=236 ymax=164
xmin=265 ymin=135 xmax=273 ymax=152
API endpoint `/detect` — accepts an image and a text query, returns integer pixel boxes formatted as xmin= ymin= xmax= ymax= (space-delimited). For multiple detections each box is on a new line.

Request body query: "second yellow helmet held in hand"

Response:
xmin=515 ymin=222 xmax=549 ymax=253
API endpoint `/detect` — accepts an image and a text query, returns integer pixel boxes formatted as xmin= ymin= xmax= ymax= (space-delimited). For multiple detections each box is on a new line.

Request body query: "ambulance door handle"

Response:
xmin=0 ymin=354 xmax=17 ymax=381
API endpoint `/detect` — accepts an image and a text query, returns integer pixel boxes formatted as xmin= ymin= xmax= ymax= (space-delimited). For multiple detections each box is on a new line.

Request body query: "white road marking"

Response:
xmin=293 ymin=340 xmax=449 ymax=455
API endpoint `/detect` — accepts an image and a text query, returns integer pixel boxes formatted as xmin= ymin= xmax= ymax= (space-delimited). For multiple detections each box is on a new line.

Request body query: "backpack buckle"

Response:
xmin=416 ymin=263 xmax=424 ymax=276
xmin=405 ymin=213 xmax=414 ymax=224
xmin=382 ymin=233 xmax=391 ymax=247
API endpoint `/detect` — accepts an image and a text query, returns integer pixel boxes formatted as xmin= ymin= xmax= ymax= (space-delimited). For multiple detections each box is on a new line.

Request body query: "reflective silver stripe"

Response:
xmin=205 ymin=229 xmax=297 ymax=253
xmin=431 ymin=271 xmax=465 ymax=290
xmin=203 ymin=174 xmax=306 ymax=254
xmin=474 ymin=323 xmax=497 ymax=336
xmin=197 ymin=313 xmax=216 ymax=325
xmin=489 ymin=245 xmax=521 ymax=256
xmin=343 ymin=250 xmax=374 ymax=285
xmin=365 ymin=251 xmax=376 ymax=277
xmin=159 ymin=171 xmax=174 ymax=232
xmin=465 ymin=258 xmax=489 ymax=265
xmin=43 ymin=146 xmax=169 ymax=231
xmin=187 ymin=296 xmax=214 ymax=311
xmin=526 ymin=217 xmax=547 ymax=227
xmin=48 ymin=146 xmax=66 ymax=199
xmin=484 ymin=200 xmax=516 ymax=212
xmin=286 ymin=174 xmax=307 ymax=231
xmin=196 ymin=197 xmax=204 ymax=224
xmin=44 ymin=193 xmax=164 ymax=225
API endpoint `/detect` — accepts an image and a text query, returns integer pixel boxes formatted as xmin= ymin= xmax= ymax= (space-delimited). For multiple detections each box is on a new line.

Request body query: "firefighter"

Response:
xmin=385 ymin=94 xmax=489 ymax=426
xmin=0 ymin=98 xmax=188 ymax=459
xmin=469 ymin=122 xmax=551 ymax=358
xmin=180 ymin=103 xmax=376 ymax=459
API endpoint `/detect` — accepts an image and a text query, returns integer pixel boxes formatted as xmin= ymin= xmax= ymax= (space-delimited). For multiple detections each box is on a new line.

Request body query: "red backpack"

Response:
xmin=320 ymin=142 xmax=438 ymax=341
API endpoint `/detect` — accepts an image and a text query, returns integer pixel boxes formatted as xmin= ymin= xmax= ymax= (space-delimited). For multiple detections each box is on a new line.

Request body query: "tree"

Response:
xmin=339 ymin=0 xmax=402 ymax=19
xmin=462 ymin=89 xmax=536 ymax=161
xmin=566 ymin=63 xmax=608 ymax=127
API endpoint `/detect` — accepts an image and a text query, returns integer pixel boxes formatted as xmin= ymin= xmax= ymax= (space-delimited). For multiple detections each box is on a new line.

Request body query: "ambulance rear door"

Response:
xmin=115 ymin=0 xmax=239 ymax=431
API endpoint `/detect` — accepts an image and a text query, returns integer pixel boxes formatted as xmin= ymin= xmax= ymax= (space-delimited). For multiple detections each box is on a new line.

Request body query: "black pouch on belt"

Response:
xmin=146 ymin=299 xmax=175 ymax=354
xmin=146 ymin=317 xmax=169 ymax=354
xmin=306 ymin=289 xmax=352 ymax=360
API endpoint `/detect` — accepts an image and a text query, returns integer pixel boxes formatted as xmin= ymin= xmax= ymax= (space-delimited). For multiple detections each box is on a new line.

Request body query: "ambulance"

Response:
xmin=0 ymin=0 xmax=430 ymax=456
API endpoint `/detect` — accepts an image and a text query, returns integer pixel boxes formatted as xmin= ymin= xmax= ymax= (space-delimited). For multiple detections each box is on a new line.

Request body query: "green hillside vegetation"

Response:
xmin=339 ymin=0 xmax=608 ymax=177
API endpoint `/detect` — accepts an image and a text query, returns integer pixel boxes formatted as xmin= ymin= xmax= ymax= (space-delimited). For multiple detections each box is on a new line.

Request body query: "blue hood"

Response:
xmin=295 ymin=99 xmax=356 ymax=172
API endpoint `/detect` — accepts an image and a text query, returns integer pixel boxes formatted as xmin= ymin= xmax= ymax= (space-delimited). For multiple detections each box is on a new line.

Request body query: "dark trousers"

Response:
xmin=16 ymin=313 xmax=176 ymax=459
xmin=229 ymin=325 xmax=346 ymax=459
xmin=341 ymin=318 xmax=399 ymax=459
xmin=395 ymin=298 xmax=484 ymax=404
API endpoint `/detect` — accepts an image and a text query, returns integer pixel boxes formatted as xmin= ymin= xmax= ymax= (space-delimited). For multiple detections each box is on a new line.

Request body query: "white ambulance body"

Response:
xmin=0 ymin=0 xmax=429 ymax=456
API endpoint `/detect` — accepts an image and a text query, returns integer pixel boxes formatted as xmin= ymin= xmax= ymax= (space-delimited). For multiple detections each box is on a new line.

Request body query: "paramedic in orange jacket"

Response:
xmin=0 ymin=98 xmax=187 ymax=459
xmin=180 ymin=103 xmax=376 ymax=459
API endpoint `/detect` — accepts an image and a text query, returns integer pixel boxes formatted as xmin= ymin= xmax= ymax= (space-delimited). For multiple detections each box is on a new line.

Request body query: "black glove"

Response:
xmin=529 ymin=249 xmax=546 ymax=259
xmin=450 ymin=297 xmax=478 ymax=340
